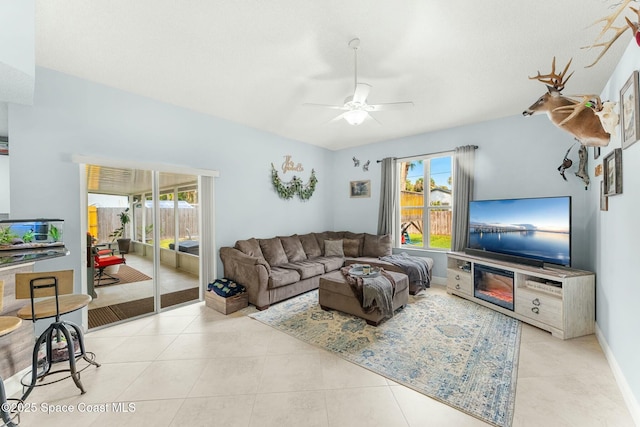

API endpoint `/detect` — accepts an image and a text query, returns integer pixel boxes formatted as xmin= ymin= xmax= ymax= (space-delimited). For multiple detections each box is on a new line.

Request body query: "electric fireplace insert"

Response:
xmin=473 ymin=263 xmax=514 ymax=311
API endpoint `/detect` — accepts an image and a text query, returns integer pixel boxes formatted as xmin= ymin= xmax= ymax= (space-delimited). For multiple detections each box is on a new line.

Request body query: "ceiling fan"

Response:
xmin=303 ymin=38 xmax=414 ymax=126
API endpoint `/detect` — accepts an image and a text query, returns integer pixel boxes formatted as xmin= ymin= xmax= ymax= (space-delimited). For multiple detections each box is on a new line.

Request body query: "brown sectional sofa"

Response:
xmin=219 ymin=231 xmax=406 ymax=310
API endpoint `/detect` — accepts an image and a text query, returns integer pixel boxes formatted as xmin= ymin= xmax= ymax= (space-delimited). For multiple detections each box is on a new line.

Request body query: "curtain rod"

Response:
xmin=376 ymin=146 xmax=478 ymax=163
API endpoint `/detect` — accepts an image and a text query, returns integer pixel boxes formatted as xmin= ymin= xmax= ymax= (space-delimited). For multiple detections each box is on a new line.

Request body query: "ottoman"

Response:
xmin=319 ymin=270 xmax=409 ymax=326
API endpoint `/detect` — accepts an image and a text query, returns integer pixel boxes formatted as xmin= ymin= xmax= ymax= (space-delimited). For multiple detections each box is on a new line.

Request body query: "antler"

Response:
xmin=625 ymin=6 xmax=640 ymax=34
xmin=553 ymin=95 xmax=603 ymax=126
xmin=583 ymin=0 xmax=638 ymax=68
xmin=528 ymin=57 xmax=574 ymax=91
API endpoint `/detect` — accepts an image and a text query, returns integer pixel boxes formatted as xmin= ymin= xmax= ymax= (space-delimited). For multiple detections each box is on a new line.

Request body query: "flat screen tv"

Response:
xmin=467 ymin=196 xmax=571 ymax=267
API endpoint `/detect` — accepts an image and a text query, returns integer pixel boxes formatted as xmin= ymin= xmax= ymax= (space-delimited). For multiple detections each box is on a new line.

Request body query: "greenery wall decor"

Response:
xmin=271 ymin=163 xmax=318 ymax=200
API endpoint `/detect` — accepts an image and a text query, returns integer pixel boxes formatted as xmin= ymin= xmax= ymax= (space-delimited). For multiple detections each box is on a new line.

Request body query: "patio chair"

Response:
xmin=94 ymin=250 xmax=126 ymax=286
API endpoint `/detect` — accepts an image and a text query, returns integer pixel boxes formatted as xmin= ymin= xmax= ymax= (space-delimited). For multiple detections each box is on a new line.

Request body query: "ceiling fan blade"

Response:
xmin=352 ymin=83 xmax=371 ymax=104
xmin=324 ymin=111 xmax=350 ymax=124
xmin=302 ymin=103 xmax=348 ymax=110
xmin=368 ymin=101 xmax=414 ymax=111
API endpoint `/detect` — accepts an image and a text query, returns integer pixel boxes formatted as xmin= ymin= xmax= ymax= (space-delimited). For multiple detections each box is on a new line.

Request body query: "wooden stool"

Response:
xmin=0 ymin=280 xmax=23 ymax=427
xmin=15 ymin=270 xmax=100 ymax=401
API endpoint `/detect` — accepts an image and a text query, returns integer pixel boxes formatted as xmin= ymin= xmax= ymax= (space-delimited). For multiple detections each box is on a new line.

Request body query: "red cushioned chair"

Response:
xmin=94 ymin=250 xmax=126 ymax=286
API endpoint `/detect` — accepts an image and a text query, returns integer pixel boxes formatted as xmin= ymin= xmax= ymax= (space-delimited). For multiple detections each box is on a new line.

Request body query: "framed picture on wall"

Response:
xmin=620 ymin=70 xmax=640 ymax=149
xmin=600 ymin=181 xmax=608 ymax=211
xmin=349 ymin=180 xmax=371 ymax=198
xmin=0 ymin=136 xmax=7 ymax=156
xmin=593 ymin=146 xmax=600 ymax=160
xmin=603 ymin=148 xmax=622 ymax=196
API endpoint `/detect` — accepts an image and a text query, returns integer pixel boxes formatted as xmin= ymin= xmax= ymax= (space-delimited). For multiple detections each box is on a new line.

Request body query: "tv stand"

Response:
xmin=447 ymin=252 xmax=595 ymax=339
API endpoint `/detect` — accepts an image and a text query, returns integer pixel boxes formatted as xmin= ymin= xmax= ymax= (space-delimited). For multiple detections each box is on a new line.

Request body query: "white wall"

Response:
xmin=590 ymin=40 xmax=640 ymax=415
xmin=8 ymin=67 xmax=332 ymax=288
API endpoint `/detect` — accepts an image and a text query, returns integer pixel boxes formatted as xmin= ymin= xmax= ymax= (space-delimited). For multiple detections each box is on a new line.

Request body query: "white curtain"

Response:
xmin=377 ymin=157 xmax=397 ymax=236
xmin=451 ymin=145 xmax=476 ymax=251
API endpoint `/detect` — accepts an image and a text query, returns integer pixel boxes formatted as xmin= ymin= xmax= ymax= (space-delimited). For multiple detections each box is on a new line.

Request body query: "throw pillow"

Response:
xmin=279 ymin=235 xmax=307 ymax=262
xmin=299 ymin=233 xmax=322 ymax=258
xmin=258 ymin=237 xmax=289 ymax=266
xmin=362 ymin=233 xmax=393 ymax=257
xmin=343 ymin=232 xmax=364 ymax=256
xmin=324 ymin=239 xmax=345 ymax=257
xmin=343 ymin=238 xmax=361 ymax=258
xmin=235 ymin=238 xmax=264 ymax=258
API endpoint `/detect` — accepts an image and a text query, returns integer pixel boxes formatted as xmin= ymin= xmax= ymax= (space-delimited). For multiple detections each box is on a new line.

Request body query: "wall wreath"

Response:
xmin=271 ymin=163 xmax=318 ymax=200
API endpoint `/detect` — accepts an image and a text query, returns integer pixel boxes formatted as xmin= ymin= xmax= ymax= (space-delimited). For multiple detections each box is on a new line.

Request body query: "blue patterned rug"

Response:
xmin=250 ymin=290 xmax=521 ymax=427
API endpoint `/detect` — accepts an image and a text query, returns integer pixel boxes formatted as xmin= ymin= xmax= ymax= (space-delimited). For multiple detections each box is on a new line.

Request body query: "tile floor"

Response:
xmin=12 ymin=285 xmax=636 ymax=427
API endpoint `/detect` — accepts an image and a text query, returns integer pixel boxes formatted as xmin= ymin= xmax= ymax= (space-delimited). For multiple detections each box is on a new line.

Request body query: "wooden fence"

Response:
xmin=93 ymin=207 xmax=198 ymax=244
xmin=401 ymin=191 xmax=452 ymax=236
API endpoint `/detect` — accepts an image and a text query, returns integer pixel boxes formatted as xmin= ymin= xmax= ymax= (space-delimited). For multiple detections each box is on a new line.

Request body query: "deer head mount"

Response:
xmin=583 ymin=0 xmax=640 ymax=68
xmin=522 ymin=57 xmax=611 ymax=147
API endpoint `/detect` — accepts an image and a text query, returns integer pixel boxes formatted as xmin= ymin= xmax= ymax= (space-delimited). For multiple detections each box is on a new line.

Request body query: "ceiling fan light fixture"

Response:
xmin=344 ymin=109 xmax=368 ymax=125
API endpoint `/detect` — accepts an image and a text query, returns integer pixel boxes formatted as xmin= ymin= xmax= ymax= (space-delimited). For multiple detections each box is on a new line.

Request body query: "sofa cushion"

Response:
xmin=342 ymin=238 xmax=361 ymax=258
xmin=324 ymin=239 xmax=344 ymax=257
xmin=299 ymin=233 xmax=322 ymax=258
xmin=313 ymin=232 xmax=331 ymax=255
xmin=362 ymin=233 xmax=393 ymax=257
xmin=235 ymin=238 xmax=265 ymax=259
xmin=259 ymin=237 xmax=288 ymax=266
xmin=343 ymin=232 xmax=364 ymax=256
xmin=279 ymin=235 xmax=307 ymax=262
xmin=326 ymin=231 xmax=345 ymax=240
xmin=311 ymin=256 xmax=345 ymax=272
xmin=280 ymin=260 xmax=325 ymax=279
xmin=268 ymin=266 xmax=301 ymax=289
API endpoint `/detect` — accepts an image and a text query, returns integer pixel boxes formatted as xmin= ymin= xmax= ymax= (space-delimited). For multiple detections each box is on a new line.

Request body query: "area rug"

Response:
xmin=94 ymin=264 xmax=152 ymax=287
xmin=250 ymin=291 xmax=521 ymax=427
xmin=88 ymin=287 xmax=200 ymax=328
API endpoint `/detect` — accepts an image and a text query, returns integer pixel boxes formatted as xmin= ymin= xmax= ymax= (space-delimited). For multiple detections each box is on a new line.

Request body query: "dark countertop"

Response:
xmin=0 ymin=246 xmax=70 ymax=268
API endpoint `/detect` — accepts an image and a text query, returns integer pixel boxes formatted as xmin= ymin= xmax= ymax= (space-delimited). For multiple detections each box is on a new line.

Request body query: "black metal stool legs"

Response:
xmin=0 ymin=377 xmax=18 ymax=427
xmin=21 ymin=320 xmax=100 ymax=402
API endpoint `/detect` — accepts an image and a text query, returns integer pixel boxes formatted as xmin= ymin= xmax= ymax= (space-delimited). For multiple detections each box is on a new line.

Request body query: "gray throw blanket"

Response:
xmin=340 ymin=267 xmax=396 ymax=319
xmin=380 ymin=252 xmax=433 ymax=292
xmin=362 ymin=275 xmax=394 ymax=320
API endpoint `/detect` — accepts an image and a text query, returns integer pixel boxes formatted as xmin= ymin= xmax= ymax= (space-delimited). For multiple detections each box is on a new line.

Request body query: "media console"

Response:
xmin=447 ymin=251 xmax=595 ymax=339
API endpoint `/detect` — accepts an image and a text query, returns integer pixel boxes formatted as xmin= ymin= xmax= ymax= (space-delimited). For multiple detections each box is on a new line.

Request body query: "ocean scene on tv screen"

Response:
xmin=469 ymin=197 xmax=570 ymax=266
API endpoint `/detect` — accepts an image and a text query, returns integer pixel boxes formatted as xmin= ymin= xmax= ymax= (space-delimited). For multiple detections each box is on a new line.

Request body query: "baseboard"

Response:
xmin=595 ymin=323 xmax=640 ymax=425
xmin=431 ymin=276 xmax=446 ymax=286
xmin=3 ymin=366 xmax=30 ymax=400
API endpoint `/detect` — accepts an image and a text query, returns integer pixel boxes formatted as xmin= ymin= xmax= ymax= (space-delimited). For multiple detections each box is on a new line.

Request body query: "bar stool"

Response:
xmin=15 ymin=270 xmax=100 ymax=401
xmin=0 ymin=280 xmax=23 ymax=427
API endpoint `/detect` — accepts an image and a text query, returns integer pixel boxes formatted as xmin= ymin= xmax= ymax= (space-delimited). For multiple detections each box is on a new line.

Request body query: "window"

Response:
xmin=399 ymin=153 xmax=453 ymax=250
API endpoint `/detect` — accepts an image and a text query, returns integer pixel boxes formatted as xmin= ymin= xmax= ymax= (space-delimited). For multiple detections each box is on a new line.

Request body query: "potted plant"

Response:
xmin=109 ymin=208 xmax=131 ymax=254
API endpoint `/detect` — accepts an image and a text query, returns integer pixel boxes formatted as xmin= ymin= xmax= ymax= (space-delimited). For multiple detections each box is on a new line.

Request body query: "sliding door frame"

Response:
xmin=73 ymin=155 xmax=219 ymax=327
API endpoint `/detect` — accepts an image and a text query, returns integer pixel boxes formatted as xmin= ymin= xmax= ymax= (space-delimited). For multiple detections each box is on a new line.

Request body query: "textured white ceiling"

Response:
xmin=34 ymin=0 xmax=634 ymax=150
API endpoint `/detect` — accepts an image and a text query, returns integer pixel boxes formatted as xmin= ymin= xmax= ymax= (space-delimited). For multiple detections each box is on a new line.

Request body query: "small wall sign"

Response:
xmin=281 ymin=155 xmax=304 ymax=174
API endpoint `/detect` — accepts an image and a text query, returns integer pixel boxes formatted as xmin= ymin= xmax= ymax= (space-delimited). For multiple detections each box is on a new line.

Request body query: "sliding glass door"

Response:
xmin=157 ymin=173 xmax=200 ymax=310
xmin=86 ymin=166 xmax=203 ymax=329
